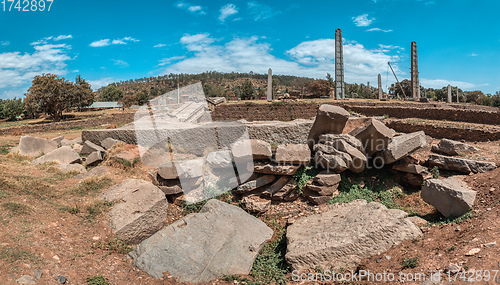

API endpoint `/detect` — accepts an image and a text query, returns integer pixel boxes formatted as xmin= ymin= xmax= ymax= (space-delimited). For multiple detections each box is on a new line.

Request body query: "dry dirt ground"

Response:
xmin=0 ymin=131 xmax=499 ymax=284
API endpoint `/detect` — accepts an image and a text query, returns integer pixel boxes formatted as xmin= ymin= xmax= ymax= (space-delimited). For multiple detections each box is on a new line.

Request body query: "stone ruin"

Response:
xmin=11 ymin=91 xmax=499 ymax=282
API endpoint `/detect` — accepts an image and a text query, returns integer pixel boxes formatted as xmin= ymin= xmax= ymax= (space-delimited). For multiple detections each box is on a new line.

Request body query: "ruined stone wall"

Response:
xmin=0 ymin=113 xmax=135 ymax=136
xmin=211 ymin=102 xmax=500 ymax=125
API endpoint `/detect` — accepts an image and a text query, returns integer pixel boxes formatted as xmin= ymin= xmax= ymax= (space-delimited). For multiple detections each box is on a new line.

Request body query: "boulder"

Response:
xmin=428 ymin=154 xmax=497 ymax=174
xmin=72 ymin=144 xmax=83 ymax=154
xmin=421 ymin=177 xmax=476 ymax=218
xmin=250 ymin=139 xmax=272 ymax=160
xmin=60 ymin=138 xmax=73 ymax=147
xmin=432 ymin=139 xmax=478 ymax=156
xmin=261 ymin=176 xmax=292 ymax=198
xmin=18 ymin=136 xmax=58 ymax=157
xmin=313 ymin=172 xmax=341 ymax=186
xmin=158 ymin=159 xmax=204 ymax=180
xmin=381 ymin=131 xmax=427 ymax=164
xmin=307 ymin=105 xmax=350 ymax=148
xmin=306 ymin=183 xmax=339 ymax=196
xmin=55 ymin=163 xmax=87 ymax=174
xmin=157 ymin=162 xmax=178 ymax=180
xmin=343 ymin=117 xmax=372 ymax=134
xmin=392 ymin=163 xmax=432 ymax=180
xmin=350 ymin=119 xmax=395 ymax=156
xmin=101 ymin=138 xmax=124 ymax=150
xmin=285 ymin=200 xmax=422 ymax=271
xmin=275 ymin=144 xmax=311 ymax=165
xmin=86 ymin=151 xmax=104 ymax=167
xmin=100 ymin=179 xmax=168 ymax=244
xmin=80 ymin=141 xmax=105 ymax=155
xmin=51 ymin=136 xmax=65 ymax=147
xmin=254 ymin=163 xmax=299 ymax=176
xmin=314 ymin=150 xmax=349 ymax=173
xmin=334 ymin=140 xmax=367 ymax=173
xmin=32 ymin=146 xmax=82 ymax=165
xmin=206 ymin=150 xmax=233 ymax=169
xmin=75 ymin=165 xmax=110 ymax=180
xmin=129 ymin=200 xmax=273 ymax=283
xmin=241 ymin=196 xmax=271 ymax=213
xmin=235 ymin=175 xmax=275 ymax=194
xmin=318 ymin=134 xmax=364 ymax=153
xmin=303 ymin=187 xmax=337 ymax=205
xmin=158 ymin=185 xmax=183 ymax=196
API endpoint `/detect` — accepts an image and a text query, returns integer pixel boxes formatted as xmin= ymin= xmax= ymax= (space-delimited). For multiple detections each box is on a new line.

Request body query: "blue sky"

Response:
xmin=1 ymin=0 xmax=499 ymax=99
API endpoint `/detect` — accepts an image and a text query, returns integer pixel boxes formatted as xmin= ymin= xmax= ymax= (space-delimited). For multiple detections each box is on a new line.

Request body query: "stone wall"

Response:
xmin=0 ymin=113 xmax=135 ymax=136
xmin=211 ymin=102 xmax=500 ymax=125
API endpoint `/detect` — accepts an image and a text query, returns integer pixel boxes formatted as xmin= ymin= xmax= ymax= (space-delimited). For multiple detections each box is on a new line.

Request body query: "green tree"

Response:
xmin=310 ymin=79 xmax=332 ymax=97
xmin=0 ymin=98 xmax=24 ymax=120
xmin=136 ymin=90 xmax=150 ymax=105
xmin=326 ymin=73 xmax=334 ymax=88
xmin=239 ymin=79 xmax=255 ymax=100
xmin=24 ymin=74 xmax=77 ymax=121
xmin=99 ymin=85 xmax=124 ymax=102
xmin=74 ymin=75 xmax=94 ymax=111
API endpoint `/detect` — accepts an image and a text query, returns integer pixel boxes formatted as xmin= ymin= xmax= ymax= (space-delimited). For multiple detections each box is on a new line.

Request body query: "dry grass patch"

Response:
xmin=72 ymin=176 xmax=113 ymax=196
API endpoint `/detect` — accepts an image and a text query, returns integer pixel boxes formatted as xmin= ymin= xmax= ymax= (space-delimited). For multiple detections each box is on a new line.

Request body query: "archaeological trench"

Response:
xmin=10 ymin=100 xmax=500 ymax=283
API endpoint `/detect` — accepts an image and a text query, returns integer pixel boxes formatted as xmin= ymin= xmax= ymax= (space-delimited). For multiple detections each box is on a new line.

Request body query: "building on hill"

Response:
xmin=85 ymin=102 xmax=124 ymax=110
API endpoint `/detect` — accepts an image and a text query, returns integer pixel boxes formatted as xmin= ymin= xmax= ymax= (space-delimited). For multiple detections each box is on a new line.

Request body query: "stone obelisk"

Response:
xmin=335 ymin=28 xmax=345 ymax=100
xmin=267 ymin=68 xmax=272 ymax=102
xmin=447 ymin=84 xmax=452 ymax=103
xmin=378 ymin=74 xmax=383 ymax=100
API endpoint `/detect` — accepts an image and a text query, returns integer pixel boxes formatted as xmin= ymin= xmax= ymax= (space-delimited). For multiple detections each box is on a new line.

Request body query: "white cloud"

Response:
xmin=90 ymin=37 xmax=139 ymax=47
xmin=353 ymin=14 xmax=375 ymax=27
xmin=219 ymin=4 xmax=238 ymax=22
xmin=176 ymin=1 xmax=206 ymax=14
xmin=160 ymin=34 xmax=403 ymax=85
xmin=420 ymin=78 xmax=477 ymax=90
xmin=88 ymin=77 xmax=116 ymax=91
xmin=367 ymin=28 xmax=393 ymax=32
xmin=89 ymin=39 xmax=111 ymax=47
xmin=158 ymin=56 xmax=186 ymax=66
xmin=113 ymin=59 xmax=129 ymax=67
xmin=1 ymin=41 xmax=10 ymax=46
xmin=0 ymin=43 xmax=71 ymax=93
xmin=154 ymin=44 xmax=167 ymax=48
xmin=54 ymin=35 xmax=72 ymax=41
xmin=469 ymin=53 xmax=478 ymax=57
xmin=247 ymin=2 xmax=280 ymax=21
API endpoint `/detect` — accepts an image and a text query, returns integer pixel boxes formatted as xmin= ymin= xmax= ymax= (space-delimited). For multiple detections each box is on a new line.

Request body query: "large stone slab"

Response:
xmin=285 ymin=199 xmax=422 ymax=271
xmin=350 ymin=118 xmax=395 ymax=156
xmin=129 ymin=199 xmax=273 ymax=283
xmin=100 ymin=179 xmax=168 ymax=244
xmin=307 ymin=105 xmax=350 ymax=148
xmin=428 ymin=154 xmax=497 ymax=174
xmin=235 ymin=175 xmax=275 ymax=194
xmin=80 ymin=141 xmax=105 ymax=155
xmin=421 ymin=177 xmax=476 ymax=218
xmin=18 ymin=136 xmax=58 ymax=157
xmin=432 ymin=139 xmax=478 ymax=156
xmin=381 ymin=131 xmax=427 ymax=164
xmin=86 ymin=151 xmax=104 ymax=167
xmin=249 ymin=139 xmax=272 ymax=160
xmin=275 ymin=144 xmax=310 ymax=165
xmin=101 ymin=138 xmax=124 ymax=150
xmin=32 ymin=146 xmax=82 ymax=165
xmin=254 ymin=163 xmax=299 ymax=176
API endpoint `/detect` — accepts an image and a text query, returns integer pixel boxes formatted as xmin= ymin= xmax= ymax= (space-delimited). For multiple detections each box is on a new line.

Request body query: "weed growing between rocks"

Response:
xmin=85 ymin=200 xmax=113 ymax=222
xmin=293 ymin=165 xmax=321 ymax=194
xmin=401 ymin=256 xmax=419 ymax=269
xmin=93 ymin=238 xmax=133 ymax=255
xmin=86 ymin=275 xmax=110 ymax=285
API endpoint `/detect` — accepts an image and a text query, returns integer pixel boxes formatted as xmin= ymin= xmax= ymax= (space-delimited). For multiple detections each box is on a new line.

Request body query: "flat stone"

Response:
xmin=428 ymin=154 xmax=497 ymax=174
xmin=100 ymin=179 xmax=168 ymax=244
xmin=75 ymin=166 xmax=110 ymax=180
xmin=275 ymin=144 xmax=311 ymax=165
xmin=86 ymin=151 xmax=104 ymax=167
xmin=307 ymin=105 xmax=350 ymax=148
xmin=421 ymin=177 xmax=476 ymax=218
xmin=306 ymin=183 xmax=339 ymax=196
xmin=392 ymin=163 xmax=432 ymax=179
xmin=158 ymin=185 xmax=183 ymax=196
xmin=15 ymin=275 xmax=36 ymax=284
xmin=80 ymin=140 xmax=105 ymax=155
xmin=60 ymin=138 xmax=73 ymax=147
xmin=350 ymin=118 xmax=395 ymax=156
xmin=254 ymin=164 xmax=299 ymax=176
xmin=303 ymin=187 xmax=338 ymax=204
xmin=206 ymin=150 xmax=233 ymax=169
xmin=72 ymin=144 xmax=83 ymax=154
xmin=250 ymin=139 xmax=272 ymax=160
xmin=235 ymin=175 xmax=275 ymax=194
xmin=241 ymin=196 xmax=271 ymax=213
xmin=432 ymin=139 xmax=478 ymax=156
xmin=101 ymin=137 xmax=124 ymax=150
xmin=18 ymin=136 xmax=58 ymax=157
xmin=261 ymin=176 xmax=292 ymax=198
xmin=129 ymin=199 xmax=273 ymax=283
xmin=32 ymin=146 xmax=82 ymax=165
xmin=407 ymin=216 xmax=428 ymax=227
xmin=334 ymin=139 xmax=367 ymax=173
xmin=318 ymin=134 xmax=364 ymax=153
xmin=272 ymin=180 xmax=298 ymax=201
xmin=382 ymin=131 xmax=427 ymax=164
xmin=313 ymin=172 xmax=341 ymax=186
xmin=51 ymin=136 xmax=65 ymax=146
xmin=285 ymin=199 xmax=422 ymax=271
xmin=55 ymin=163 xmax=87 ymax=174
xmin=176 ymin=158 xmax=204 ymax=179
xmin=313 ymin=149 xmax=349 ymax=173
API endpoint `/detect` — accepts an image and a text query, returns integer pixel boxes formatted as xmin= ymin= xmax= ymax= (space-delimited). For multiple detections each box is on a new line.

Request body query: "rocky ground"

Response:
xmin=0 ymin=109 xmax=499 ymax=285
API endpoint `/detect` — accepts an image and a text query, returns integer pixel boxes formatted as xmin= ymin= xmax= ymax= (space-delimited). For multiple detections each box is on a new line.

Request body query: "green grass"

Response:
xmin=93 ymin=238 xmax=133 ymax=255
xmin=85 ymin=200 xmax=113 ymax=221
xmin=59 ymin=205 xmax=80 ymax=215
xmin=68 ymin=126 xmax=83 ymax=130
xmin=328 ymin=179 xmax=402 ymax=210
xmin=0 ymin=144 xmax=13 ymax=155
xmin=0 ymin=247 xmax=43 ymax=265
xmin=431 ymin=166 xmax=440 ymax=179
xmin=401 ymin=256 xmax=419 ymax=269
xmin=72 ymin=177 xmax=113 ymax=196
xmin=292 ymin=165 xmax=320 ymax=194
xmin=249 ymin=215 xmax=288 ymax=284
xmin=86 ymin=275 xmax=109 ymax=285
xmin=1 ymin=202 xmax=31 ymax=215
